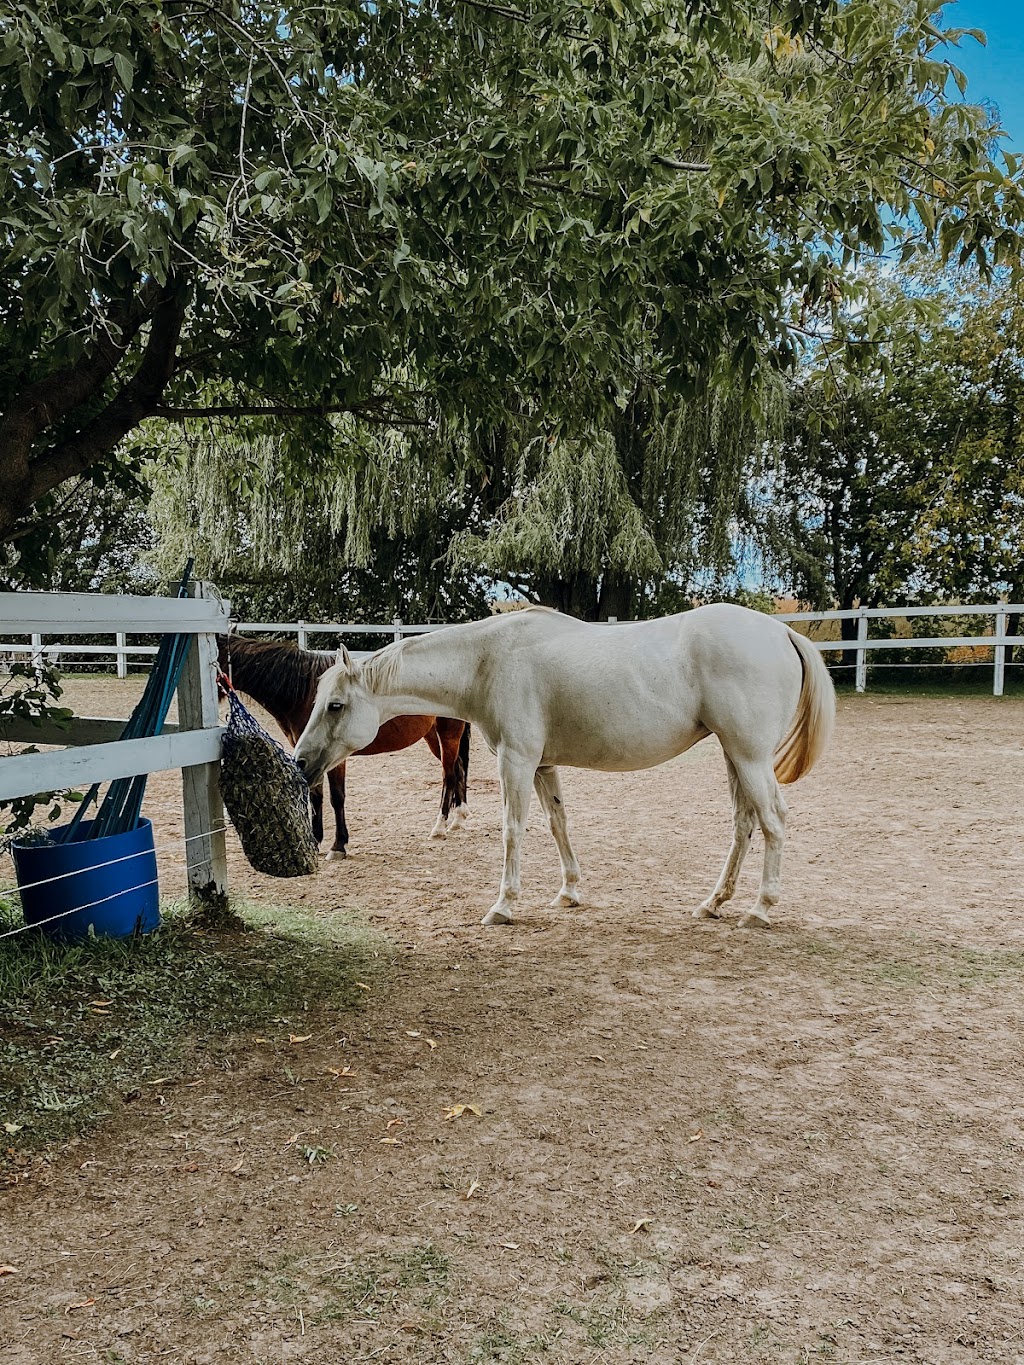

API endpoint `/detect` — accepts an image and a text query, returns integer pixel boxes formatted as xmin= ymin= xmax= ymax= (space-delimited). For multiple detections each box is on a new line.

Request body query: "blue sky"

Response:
xmin=941 ymin=2 xmax=1024 ymax=150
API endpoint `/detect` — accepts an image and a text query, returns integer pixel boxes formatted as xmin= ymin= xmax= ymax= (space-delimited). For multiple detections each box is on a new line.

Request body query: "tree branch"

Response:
xmin=5 ymin=283 xmax=189 ymax=537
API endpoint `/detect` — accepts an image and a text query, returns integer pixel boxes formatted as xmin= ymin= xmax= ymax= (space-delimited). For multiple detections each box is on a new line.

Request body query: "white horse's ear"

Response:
xmin=336 ymin=642 xmax=352 ymax=668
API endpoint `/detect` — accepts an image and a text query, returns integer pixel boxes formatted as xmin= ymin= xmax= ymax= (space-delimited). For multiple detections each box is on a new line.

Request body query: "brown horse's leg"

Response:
xmin=326 ymin=763 xmax=349 ymax=859
xmin=423 ymin=726 xmax=449 ymax=840
xmin=310 ymin=778 xmax=325 ymax=846
xmin=431 ymin=718 xmax=469 ymax=837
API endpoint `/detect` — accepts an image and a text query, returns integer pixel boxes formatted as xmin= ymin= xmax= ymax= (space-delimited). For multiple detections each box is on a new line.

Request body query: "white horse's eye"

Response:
xmin=327 ymin=701 xmax=345 ymax=713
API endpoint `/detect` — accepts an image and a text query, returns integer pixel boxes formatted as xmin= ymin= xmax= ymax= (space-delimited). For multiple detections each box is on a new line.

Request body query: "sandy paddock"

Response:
xmin=2 ymin=682 xmax=1024 ymax=1363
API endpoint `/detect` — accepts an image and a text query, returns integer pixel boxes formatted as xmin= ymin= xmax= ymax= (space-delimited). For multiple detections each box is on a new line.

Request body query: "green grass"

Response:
xmin=833 ymin=668 xmax=1024 ymax=699
xmin=0 ymin=898 xmax=391 ymax=1162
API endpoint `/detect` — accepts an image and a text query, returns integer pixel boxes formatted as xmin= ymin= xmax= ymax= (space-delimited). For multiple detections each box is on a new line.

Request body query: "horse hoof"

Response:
xmin=447 ymin=806 xmax=469 ymax=832
xmin=325 ymin=848 xmax=347 ymax=862
xmin=738 ymin=910 xmax=772 ymax=929
xmin=693 ymin=900 xmax=721 ymax=920
xmin=428 ymin=827 xmax=447 ymax=842
xmin=550 ymin=891 xmax=581 ymax=908
xmin=481 ymin=906 xmax=513 ymax=927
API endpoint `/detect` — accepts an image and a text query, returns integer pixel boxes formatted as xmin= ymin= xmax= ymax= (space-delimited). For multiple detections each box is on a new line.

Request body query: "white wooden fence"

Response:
xmin=2 ymin=602 xmax=1021 ymax=695
xmin=0 ymin=586 xmax=230 ymax=904
xmin=230 ymin=604 xmax=1022 ymax=697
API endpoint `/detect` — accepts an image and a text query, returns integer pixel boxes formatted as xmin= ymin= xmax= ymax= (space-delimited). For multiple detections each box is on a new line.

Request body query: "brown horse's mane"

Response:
xmin=217 ymin=635 xmax=336 ymax=722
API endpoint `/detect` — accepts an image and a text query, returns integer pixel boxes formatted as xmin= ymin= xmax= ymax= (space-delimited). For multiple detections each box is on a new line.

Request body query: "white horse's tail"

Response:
xmin=774 ymin=628 xmax=836 ymax=785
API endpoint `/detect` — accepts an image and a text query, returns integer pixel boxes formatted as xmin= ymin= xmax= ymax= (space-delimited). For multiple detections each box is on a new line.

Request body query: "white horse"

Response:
xmin=293 ymin=605 xmax=835 ymax=928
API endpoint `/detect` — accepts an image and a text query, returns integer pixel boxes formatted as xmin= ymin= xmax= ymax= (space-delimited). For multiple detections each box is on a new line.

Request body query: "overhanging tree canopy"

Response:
xmin=2 ymin=0 xmax=1022 ymax=559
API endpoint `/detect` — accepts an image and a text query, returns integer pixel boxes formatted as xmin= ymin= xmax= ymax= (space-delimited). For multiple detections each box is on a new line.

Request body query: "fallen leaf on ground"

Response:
xmin=499 ymin=1242 xmax=519 ymax=1251
xmin=386 ymin=1118 xmax=404 ymax=1130
xmin=379 ymin=1137 xmax=402 ymax=1145
xmin=108 ymin=1049 xmax=120 ymax=1060
xmin=64 ymin=1298 xmax=96 ymax=1314
xmin=327 ymin=1066 xmax=357 ymax=1078
xmin=229 ymin=1156 xmax=244 ymax=1173
xmin=444 ymin=1104 xmax=482 ymax=1121
xmin=0 ymin=1265 xmax=18 ymax=1276
xmin=405 ymin=1030 xmax=422 ymax=1038
xmin=466 ymin=1180 xmax=480 ymax=1200
xmin=289 ymin=1034 xmax=313 ymax=1044
xmin=425 ymin=1039 xmax=438 ymax=1050
xmin=688 ymin=1128 xmax=704 ymax=1142
xmin=145 ymin=1077 xmax=172 ymax=1086
xmin=588 ymin=1054 xmax=606 ymax=1063
xmin=89 ymin=1000 xmax=113 ymax=1007
xmin=253 ymin=1036 xmax=271 ymax=1044
xmin=3 ymin=1122 xmax=22 ymax=1135
xmin=355 ymin=982 xmax=371 ymax=991
xmin=631 ymin=1218 xmax=652 ymax=1234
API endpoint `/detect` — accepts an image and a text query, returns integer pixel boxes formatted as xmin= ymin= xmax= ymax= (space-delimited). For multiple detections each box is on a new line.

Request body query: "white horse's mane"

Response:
xmin=360 ymin=639 xmax=405 ymax=695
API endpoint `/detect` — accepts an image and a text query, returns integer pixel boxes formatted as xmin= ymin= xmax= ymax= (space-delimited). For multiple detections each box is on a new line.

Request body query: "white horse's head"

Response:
xmin=293 ymin=646 xmax=383 ymax=783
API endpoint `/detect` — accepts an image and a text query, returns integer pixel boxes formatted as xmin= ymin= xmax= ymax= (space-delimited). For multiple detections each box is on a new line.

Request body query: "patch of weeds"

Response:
xmin=185 ymin=1295 xmax=219 ymax=1318
xmin=868 ymin=959 xmax=925 ymax=987
xmin=553 ymin=1296 xmax=661 ymax=1351
xmin=298 ymin=1144 xmax=333 ymax=1166
xmin=470 ymin=1325 xmax=554 ymax=1361
xmin=314 ymin=1243 xmax=451 ymax=1327
xmin=865 ymin=946 xmax=1024 ymax=993
xmin=948 ymin=947 xmax=1024 ymax=989
xmin=0 ymin=898 xmax=391 ymax=1161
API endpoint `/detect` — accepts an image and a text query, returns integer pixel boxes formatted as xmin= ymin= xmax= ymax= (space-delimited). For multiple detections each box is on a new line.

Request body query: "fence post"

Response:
xmin=855 ymin=610 xmax=869 ymax=694
xmin=297 ymin=620 xmax=308 ymax=651
xmin=30 ymin=632 xmax=43 ymax=676
xmin=179 ymin=582 xmax=228 ymax=911
xmin=393 ymin=616 xmax=403 ymax=644
xmin=994 ymin=605 xmax=1007 ymax=697
xmin=608 ymin=615 xmax=618 ymax=624
xmin=116 ymin=631 xmax=128 ymax=679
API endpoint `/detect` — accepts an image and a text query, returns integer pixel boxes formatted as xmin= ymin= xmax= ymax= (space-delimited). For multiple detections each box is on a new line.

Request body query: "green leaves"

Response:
xmin=2 ymin=0 xmax=1024 ymax=556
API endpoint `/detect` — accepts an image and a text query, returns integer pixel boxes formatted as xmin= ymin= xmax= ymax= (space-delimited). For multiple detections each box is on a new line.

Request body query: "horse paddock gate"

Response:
xmin=0 ymin=585 xmax=231 ymax=908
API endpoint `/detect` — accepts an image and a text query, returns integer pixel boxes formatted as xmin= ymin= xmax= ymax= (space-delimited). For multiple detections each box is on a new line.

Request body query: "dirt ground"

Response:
xmin=2 ymin=683 xmax=1024 ymax=1364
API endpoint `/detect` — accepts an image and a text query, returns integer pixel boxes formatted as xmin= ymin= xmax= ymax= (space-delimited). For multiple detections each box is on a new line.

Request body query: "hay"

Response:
xmin=219 ymin=690 xmax=319 ymax=878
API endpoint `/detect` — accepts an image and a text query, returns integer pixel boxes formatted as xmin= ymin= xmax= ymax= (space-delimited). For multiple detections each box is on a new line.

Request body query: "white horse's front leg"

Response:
xmin=482 ymin=750 xmax=535 ymax=927
xmin=533 ymin=765 xmax=582 ymax=908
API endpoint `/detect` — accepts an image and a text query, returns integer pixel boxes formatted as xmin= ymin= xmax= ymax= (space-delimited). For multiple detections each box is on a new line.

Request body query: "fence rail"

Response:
xmin=3 ymin=603 xmax=1022 ymax=695
xmin=0 ymin=586 xmax=230 ymax=906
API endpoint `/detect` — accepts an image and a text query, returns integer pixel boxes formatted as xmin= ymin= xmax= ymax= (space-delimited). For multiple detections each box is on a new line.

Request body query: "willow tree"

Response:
xmin=2 ymin=1 xmax=1022 ymax=580
xmin=145 ymin=418 xmax=494 ymax=622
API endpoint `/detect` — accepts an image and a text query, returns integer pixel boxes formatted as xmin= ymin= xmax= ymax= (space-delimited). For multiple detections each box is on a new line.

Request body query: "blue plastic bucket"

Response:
xmin=11 ymin=819 xmax=160 ymax=942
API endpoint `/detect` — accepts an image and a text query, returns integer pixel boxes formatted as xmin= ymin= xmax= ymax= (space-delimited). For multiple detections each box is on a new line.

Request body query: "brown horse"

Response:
xmin=217 ymin=635 xmax=470 ymax=858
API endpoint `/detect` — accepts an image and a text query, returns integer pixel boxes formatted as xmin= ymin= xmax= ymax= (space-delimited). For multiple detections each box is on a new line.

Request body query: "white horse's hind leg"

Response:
xmin=533 ymin=765 xmax=582 ymax=907
xmin=482 ymin=749 xmax=535 ymax=927
xmin=731 ymin=757 xmax=788 ymax=928
xmin=694 ymin=758 xmax=755 ymax=920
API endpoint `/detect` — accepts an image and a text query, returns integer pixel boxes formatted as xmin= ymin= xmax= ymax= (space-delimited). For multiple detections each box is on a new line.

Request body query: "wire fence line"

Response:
xmin=0 ymin=821 xmax=234 ymax=940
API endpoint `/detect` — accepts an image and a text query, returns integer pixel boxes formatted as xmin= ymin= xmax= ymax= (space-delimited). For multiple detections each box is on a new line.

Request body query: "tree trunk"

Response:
xmin=0 ymin=280 xmax=187 ymax=543
xmin=839 ymin=598 xmax=860 ymax=670
xmin=597 ymin=569 xmax=637 ymax=621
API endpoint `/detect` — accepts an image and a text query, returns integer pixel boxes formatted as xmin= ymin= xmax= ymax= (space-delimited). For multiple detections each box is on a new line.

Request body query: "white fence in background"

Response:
xmin=0 ymin=586 xmax=230 ymax=904
xmin=2 ymin=602 xmax=1021 ymax=696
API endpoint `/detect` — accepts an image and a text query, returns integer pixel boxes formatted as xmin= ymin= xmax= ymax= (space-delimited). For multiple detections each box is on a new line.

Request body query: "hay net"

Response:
xmin=219 ymin=688 xmax=320 ymax=878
